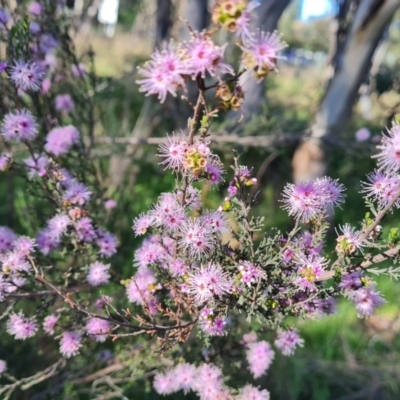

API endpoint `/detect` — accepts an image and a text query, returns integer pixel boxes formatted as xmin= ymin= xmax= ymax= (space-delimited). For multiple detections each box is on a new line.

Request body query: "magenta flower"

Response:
xmin=339 ymin=271 xmax=363 ymax=291
xmin=205 ymin=161 xmax=225 ymax=185
xmin=37 ymin=228 xmax=60 ymax=255
xmin=168 ymin=258 xmax=189 ymax=276
xmin=0 ymin=359 xmax=7 ymax=377
xmin=315 ymin=177 xmax=346 ymax=209
xmin=184 ymin=32 xmax=234 ymax=78
xmin=7 ymin=312 xmax=38 ymax=340
xmin=274 ymin=329 xmax=304 ymax=356
xmin=137 ymin=42 xmax=188 ymax=103
xmin=246 ymin=340 xmax=275 ymax=378
xmin=281 ymin=181 xmax=322 ymax=222
xmin=239 ymin=384 xmax=270 ymax=400
xmin=43 ymin=314 xmax=59 ymax=335
xmin=187 ymin=262 xmax=232 ymax=304
xmin=63 ymin=181 xmax=92 ymax=205
xmin=241 ymin=30 xmax=286 ymax=79
xmin=1 ymin=109 xmax=38 ymax=142
xmin=87 ymin=261 xmax=110 ymax=286
xmin=362 ymin=170 xmax=400 ymax=208
xmin=348 ymin=285 xmax=385 ymax=318
xmin=238 ymin=261 xmax=264 ymax=286
xmin=96 ymin=230 xmax=118 ymax=257
xmin=150 ymin=193 xmax=186 ymax=232
xmin=9 ymin=60 xmax=44 ymax=91
xmin=86 ymin=317 xmax=110 ymax=342
xmin=59 ymin=331 xmax=82 ymax=358
xmin=199 ymin=310 xmax=227 ymax=336
xmin=0 ymin=226 xmax=17 ymax=253
xmin=75 ymin=217 xmax=96 ymax=242
xmin=355 ymin=127 xmax=371 ymax=142
xmin=45 ymin=125 xmax=80 ymax=156
xmin=55 ymin=94 xmax=75 ymax=113
xmin=374 ymin=121 xmax=400 ymax=171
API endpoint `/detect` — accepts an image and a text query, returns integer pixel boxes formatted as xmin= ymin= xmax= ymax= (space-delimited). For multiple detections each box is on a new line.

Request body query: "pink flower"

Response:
xmin=1 ymin=251 xmax=30 ymax=273
xmin=41 ymin=79 xmax=51 ymax=95
xmin=9 ymin=60 xmax=44 ymax=91
xmin=7 ymin=312 xmax=38 ymax=340
xmin=1 ymin=109 xmax=38 ymax=142
xmin=355 ymin=127 xmax=371 ymax=142
xmin=362 ymin=170 xmax=400 ymax=208
xmin=87 ymin=262 xmax=110 ymax=286
xmin=187 ymin=262 xmax=232 ymax=304
xmin=13 ymin=236 xmax=36 ymax=256
xmin=0 ymin=360 xmax=7 ymax=377
xmin=274 ymin=329 xmax=304 ymax=356
xmin=126 ymin=267 xmax=159 ymax=305
xmin=335 ymin=224 xmax=364 ymax=254
xmin=183 ymin=32 xmax=234 ymax=78
xmin=158 ymin=132 xmax=188 ymax=171
xmin=86 ymin=317 xmax=110 ymax=342
xmin=63 ymin=181 xmax=92 ymax=205
xmin=96 ymin=230 xmax=118 ymax=257
xmin=349 ymin=285 xmax=385 ymax=318
xmin=59 ymin=331 xmax=82 ymax=358
xmin=241 ymin=31 xmax=286 ymax=79
xmin=24 ymin=154 xmax=48 ymax=179
xmin=137 ymin=42 xmax=188 ymax=103
xmin=55 ymin=94 xmax=75 ymax=113
xmin=238 ymin=261 xmax=264 ymax=286
xmin=28 ymin=2 xmax=42 ymax=15
xmin=43 ymin=314 xmax=59 ymax=335
xmin=314 ymin=177 xmax=346 ymax=209
xmin=239 ymin=384 xmax=270 ymax=400
xmin=132 ymin=213 xmax=154 ymax=236
xmin=199 ymin=309 xmax=227 ymax=336
xmin=75 ymin=217 xmax=96 ymax=242
xmin=173 ymin=363 xmax=197 ymax=394
xmin=45 ymin=126 xmax=80 ymax=156
xmin=153 ymin=370 xmax=178 ymax=395
xmin=71 ymin=63 xmax=87 ymax=77
xmin=179 ymin=219 xmax=216 ymax=258
xmin=192 ymin=363 xmax=223 ymax=395
xmin=246 ymin=340 xmax=275 ymax=378
xmin=374 ymin=121 xmax=400 ymax=171
xmin=0 ymin=152 xmax=11 ymax=171
xmin=104 ymin=199 xmax=117 ymax=209
xmin=236 ymin=1 xmax=260 ymax=43
xmin=48 ymin=214 xmax=71 ymax=237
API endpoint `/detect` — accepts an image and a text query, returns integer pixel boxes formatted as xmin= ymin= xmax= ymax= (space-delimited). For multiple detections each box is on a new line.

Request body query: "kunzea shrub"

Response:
xmin=1 ymin=1 xmax=400 ymax=399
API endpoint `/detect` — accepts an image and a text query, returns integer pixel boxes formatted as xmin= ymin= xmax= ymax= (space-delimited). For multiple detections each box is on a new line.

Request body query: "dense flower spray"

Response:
xmin=0 ymin=1 xmax=399 ymax=398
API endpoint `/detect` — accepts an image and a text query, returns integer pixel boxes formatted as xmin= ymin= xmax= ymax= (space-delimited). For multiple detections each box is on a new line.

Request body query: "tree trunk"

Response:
xmin=238 ymin=0 xmax=292 ymax=117
xmin=185 ymin=0 xmax=208 ymax=34
xmin=292 ymin=0 xmax=400 ymax=183
xmin=155 ymin=0 xmax=174 ymax=49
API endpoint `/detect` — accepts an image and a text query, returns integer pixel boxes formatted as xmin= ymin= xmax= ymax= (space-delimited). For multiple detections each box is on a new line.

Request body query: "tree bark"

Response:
xmin=185 ymin=0 xmax=208 ymax=34
xmin=155 ymin=0 xmax=174 ymax=49
xmin=292 ymin=0 xmax=400 ymax=183
xmin=238 ymin=0 xmax=292 ymax=117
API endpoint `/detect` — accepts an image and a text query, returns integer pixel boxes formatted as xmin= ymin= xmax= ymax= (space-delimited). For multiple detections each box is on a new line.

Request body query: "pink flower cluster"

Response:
xmin=154 ymin=362 xmax=269 ymax=399
xmin=281 ymin=177 xmax=345 ymax=222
